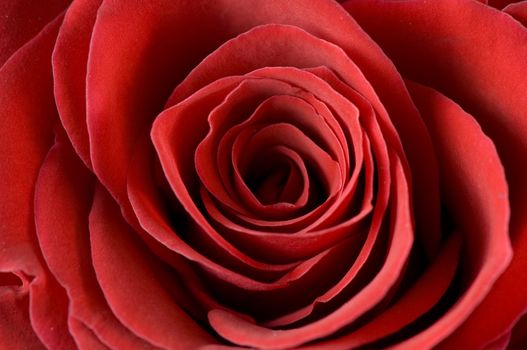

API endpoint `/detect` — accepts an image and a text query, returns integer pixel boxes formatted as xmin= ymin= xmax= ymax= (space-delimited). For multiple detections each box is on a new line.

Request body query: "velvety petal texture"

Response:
xmin=0 ymin=12 xmax=74 ymax=349
xmin=1 ymin=0 xmax=526 ymax=349
xmin=0 ymin=0 xmax=71 ymax=67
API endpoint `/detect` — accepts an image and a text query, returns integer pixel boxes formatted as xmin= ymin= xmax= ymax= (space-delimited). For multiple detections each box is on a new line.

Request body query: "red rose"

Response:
xmin=1 ymin=0 xmax=526 ymax=349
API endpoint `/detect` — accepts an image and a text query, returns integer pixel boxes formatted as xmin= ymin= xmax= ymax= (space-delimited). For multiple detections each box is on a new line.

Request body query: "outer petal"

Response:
xmin=68 ymin=318 xmax=111 ymax=350
xmin=344 ymin=1 xmax=527 ymax=347
xmin=29 ymin=274 xmax=76 ymax=349
xmin=398 ymin=81 xmax=511 ymax=348
xmin=0 ymin=13 xmax=74 ymax=348
xmin=90 ymin=186 xmax=217 ymax=349
xmin=0 ymin=281 xmax=44 ymax=349
xmin=0 ymin=3 xmax=61 ymax=287
xmin=35 ymin=138 xmax=159 ymax=349
xmin=53 ymin=0 xmax=103 ymax=168
xmin=0 ymin=0 xmax=70 ymax=67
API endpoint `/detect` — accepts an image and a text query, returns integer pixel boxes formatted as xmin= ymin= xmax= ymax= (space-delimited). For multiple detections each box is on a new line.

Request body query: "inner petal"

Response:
xmin=196 ymin=80 xmax=347 ymax=221
xmin=243 ymin=146 xmax=308 ymax=207
xmin=238 ymin=123 xmax=342 ymax=199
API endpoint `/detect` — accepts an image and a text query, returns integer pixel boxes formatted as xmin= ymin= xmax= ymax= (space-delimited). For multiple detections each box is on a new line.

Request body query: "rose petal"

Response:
xmin=300 ymin=232 xmax=461 ymax=349
xmin=197 ymin=80 xmax=347 ymax=219
xmin=208 ymin=156 xmax=411 ymax=349
xmin=53 ymin=0 xmax=102 ymax=168
xmin=68 ymin=318 xmax=110 ymax=350
xmin=259 ymin=112 xmax=388 ymax=326
xmin=504 ymin=1 xmax=527 ymax=25
xmin=392 ymin=81 xmax=511 ymax=348
xmin=130 ymin=134 xmax=300 ymax=281
xmin=87 ymin=0 xmax=439 ymax=259
xmin=90 ymin=186 xmax=215 ymax=349
xmin=237 ymin=122 xmax=342 ymax=202
xmin=344 ymin=0 xmax=527 ymax=192
xmin=235 ymin=69 xmax=365 ymax=233
xmin=0 ymin=3 xmax=61 ymax=286
xmin=34 ymin=139 xmax=159 ymax=349
xmin=194 ymin=77 xmax=340 ymax=218
xmin=0 ymin=14 xmax=75 ymax=348
xmin=129 ymin=141 xmax=357 ymax=294
xmin=171 ymin=21 xmax=440 ymax=260
xmin=344 ymin=3 xmax=527 ymax=345
xmin=87 ymin=0 xmax=353 ymax=206
xmin=28 ymin=274 xmax=76 ymax=349
xmin=481 ymin=332 xmax=512 ymax=350
xmin=0 ymin=0 xmax=70 ymax=67
xmin=87 ymin=0 xmax=190 ymax=204
xmin=199 ymin=67 xmax=378 ymax=262
xmin=0 ymin=284 xmax=44 ymax=349
xmin=488 ymin=0 xmax=521 ymax=9
xmin=232 ymin=145 xmax=310 ymax=209
xmin=169 ymin=22 xmax=438 ymax=258
xmin=199 ymin=234 xmax=365 ymax=323
xmin=199 ymin=185 xmax=367 ymax=263
xmin=508 ymin=313 xmax=527 ymax=349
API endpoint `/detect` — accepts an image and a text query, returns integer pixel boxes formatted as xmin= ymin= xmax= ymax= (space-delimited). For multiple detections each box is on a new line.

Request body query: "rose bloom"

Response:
xmin=1 ymin=0 xmax=527 ymax=349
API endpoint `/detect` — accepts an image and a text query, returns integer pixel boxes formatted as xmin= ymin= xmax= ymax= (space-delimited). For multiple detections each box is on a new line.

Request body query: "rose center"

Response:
xmin=244 ymin=152 xmax=304 ymax=206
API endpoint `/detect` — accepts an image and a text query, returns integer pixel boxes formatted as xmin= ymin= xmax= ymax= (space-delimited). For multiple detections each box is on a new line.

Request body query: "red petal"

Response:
xmin=0 ymin=14 xmax=73 ymax=347
xmin=481 ymin=332 xmax=511 ymax=350
xmin=0 ymin=0 xmax=70 ymax=67
xmin=35 ymin=139 xmax=159 ymax=349
xmin=0 ymin=3 xmax=61 ymax=282
xmin=345 ymin=1 xmax=527 ymax=346
xmin=301 ymin=233 xmax=461 ymax=349
xmin=130 ymin=135 xmax=299 ymax=282
xmin=53 ymin=0 xmax=102 ymax=168
xmin=90 ymin=186 xmax=216 ymax=348
xmin=170 ymin=22 xmax=439 ymax=258
xmin=508 ymin=313 xmax=527 ymax=349
xmin=87 ymin=2 xmax=439 ymax=263
xmin=396 ymin=81 xmax=511 ymax=348
xmin=237 ymin=122 xmax=342 ymax=201
xmin=68 ymin=318 xmax=111 ymax=350
xmin=0 ymin=284 xmax=44 ymax=349
xmin=504 ymin=2 xmax=527 ymax=26
xmin=196 ymin=67 xmax=377 ymax=261
xmin=488 ymin=0 xmax=522 ymax=9
xmin=208 ymin=156 xmax=412 ymax=349
xmin=29 ymin=275 xmax=76 ymax=349
xmin=196 ymin=78 xmax=348 ymax=221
